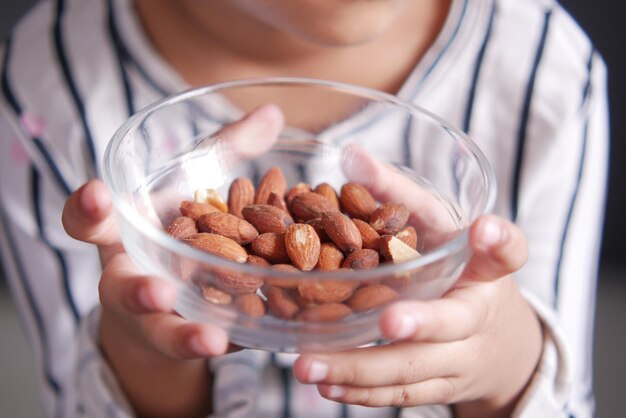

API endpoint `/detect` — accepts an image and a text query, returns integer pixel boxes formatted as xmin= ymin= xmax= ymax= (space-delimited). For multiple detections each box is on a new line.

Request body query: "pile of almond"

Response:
xmin=165 ymin=167 xmax=421 ymax=323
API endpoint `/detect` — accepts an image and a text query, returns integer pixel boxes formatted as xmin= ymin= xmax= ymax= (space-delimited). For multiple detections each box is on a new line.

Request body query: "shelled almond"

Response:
xmin=163 ymin=166 xmax=424 ymax=323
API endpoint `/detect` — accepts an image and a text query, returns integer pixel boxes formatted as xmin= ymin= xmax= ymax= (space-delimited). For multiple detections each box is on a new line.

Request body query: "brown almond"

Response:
xmin=266 ymin=287 xmax=300 ymax=319
xmin=321 ymin=211 xmax=363 ymax=254
xmin=379 ymin=235 xmax=421 ymax=263
xmin=313 ymin=183 xmax=340 ymax=211
xmin=396 ymin=226 xmax=418 ymax=250
xmin=214 ymin=272 xmax=264 ymax=295
xmin=241 ymin=204 xmax=294 ymax=234
xmin=268 ymin=192 xmax=288 ymax=212
xmin=346 ymin=284 xmax=399 ymax=312
xmin=289 ymin=192 xmax=339 ymax=222
xmin=165 ymin=216 xmax=198 ymax=239
xmin=297 ymin=303 xmax=352 ymax=322
xmin=340 ymin=183 xmax=377 ymax=220
xmin=250 ymin=232 xmax=290 ymax=264
xmin=197 ymin=212 xmax=258 ymax=245
xmin=285 ymin=182 xmax=312 ymax=205
xmin=369 ymin=203 xmax=410 ymax=235
xmin=184 ymin=233 xmax=248 ymax=263
xmin=235 ymin=293 xmax=266 ymax=317
xmin=315 ymin=242 xmax=345 ymax=271
xmin=353 ymin=218 xmax=381 ymax=250
xmin=247 ymin=254 xmax=272 ymax=267
xmin=285 ymin=223 xmax=321 ymax=271
xmin=306 ymin=218 xmax=330 ymax=242
xmin=265 ymin=264 xmax=302 ymax=289
xmin=180 ymin=200 xmax=220 ymax=221
xmin=200 ymin=285 xmax=233 ymax=304
xmin=255 ymin=166 xmax=287 ymax=204
xmin=297 ymin=279 xmax=357 ymax=304
xmin=228 ymin=177 xmax=255 ymax=218
xmin=342 ymin=248 xmax=380 ymax=270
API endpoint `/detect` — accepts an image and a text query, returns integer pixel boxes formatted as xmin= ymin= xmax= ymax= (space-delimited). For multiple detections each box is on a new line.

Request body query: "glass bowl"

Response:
xmin=103 ymin=77 xmax=495 ymax=353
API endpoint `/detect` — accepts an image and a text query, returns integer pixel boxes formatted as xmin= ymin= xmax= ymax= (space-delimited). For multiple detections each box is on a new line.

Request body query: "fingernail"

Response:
xmin=325 ymin=385 xmax=346 ymax=399
xmin=79 ymin=184 xmax=98 ymax=215
xmin=307 ymin=360 xmax=329 ymax=383
xmin=480 ymin=219 xmax=504 ymax=247
xmin=393 ymin=312 xmax=419 ymax=340
xmin=189 ymin=334 xmax=208 ymax=356
xmin=138 ymin=287 xmax=156 ymax=310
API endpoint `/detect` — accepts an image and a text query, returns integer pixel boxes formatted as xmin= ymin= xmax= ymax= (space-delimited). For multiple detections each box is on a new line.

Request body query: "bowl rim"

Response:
xmin=103 ymin=76 xmax=497 ymax=282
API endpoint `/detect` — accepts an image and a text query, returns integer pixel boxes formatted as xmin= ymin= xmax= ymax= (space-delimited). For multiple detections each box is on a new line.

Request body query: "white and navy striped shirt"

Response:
xmin=0 ymin=0 xmax=608 ymax=417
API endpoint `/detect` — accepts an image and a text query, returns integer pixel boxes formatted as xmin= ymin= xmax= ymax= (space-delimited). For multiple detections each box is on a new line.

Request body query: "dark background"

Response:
xmin=0 ymin=1 xmax=624 ymax=417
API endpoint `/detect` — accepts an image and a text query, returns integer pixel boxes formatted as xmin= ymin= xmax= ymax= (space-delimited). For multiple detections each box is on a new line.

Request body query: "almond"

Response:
xmin=247 ymin=254 xmax=272 ymax=267
xmin=396 ymin=226 xmax=418 ymax=250
xmin=235 ymin=293 xmax=266 ymax=317
xmin=165 ymin=216 xmax=197 ymax=239
xmin=228 ymin=177 xmax=255 ymax=218
xmin=285 ymin=182 xmax=312 ymax=205
xmin=297 ymin=303 xmax=352 ymax=322
xmin=315 ymin=242 xmax=344 ymax=271
xmin=200 ymin=285 xmax=232 ymax=304
xmin=369 ymin=203 xmax=410 ymax=235
xmin=289 ymin=192 xmax=339 ymax=222
xmin=313 ymin=183 xmax=340 ymax=211
xmin=342 ymin=248 xmax=380 ymax=270
xmin=241 ymin=204 xmax=294 ymax=234
xmin=255 ymin=166 xmax=287 ymax=204
xmin=297 ymin=279 xmax=357 ymax=304
xmin=285 ymin=223 xmax=321 ymax=271
xmin=180 ymin=200 xmax=220 ymax=221
xmin=321 ymin=211 xmax=362 ymax=254
xmin=265 ymin=264 xmax=302 ymax=289
xmin=184 ymin=233 xmax=248 ymax=263
xmin=266 ymin=287 xmax=300 ymax=319
xmin=214 ymin=272 xmax=264 ymax=295
xmin=268 ymin=192 xmax=288 ymax=212
xmin=250 ymin=232 xmax=290 ymax=264
xmin=352 ymin=218 xmax=381 ymax=250
xmin=340 ymin=183 xmax=377 ymax=220
xmin=197 ymin=212 xmax=258 ymax=245
xmin=194 ymin=188 xmax=228 ymax=213
xmin=346 ymin=284 xmax=399 ymax=312
xmin=379 ymin=235 xmax=421 ymax=263
xmin=306 ymin=218 xmax=330 ymax=242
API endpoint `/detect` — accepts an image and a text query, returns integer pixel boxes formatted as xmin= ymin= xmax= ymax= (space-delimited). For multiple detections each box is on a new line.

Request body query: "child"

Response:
xmin=0 ymin=0 xmax=608 ymax=417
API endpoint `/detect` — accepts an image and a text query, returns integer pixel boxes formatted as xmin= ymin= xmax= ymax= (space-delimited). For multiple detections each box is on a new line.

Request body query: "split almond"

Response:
xmin=379 ymin=235 xmax=421 ymax=263
xmin=285 ymin=223 xmax=321 ymax=271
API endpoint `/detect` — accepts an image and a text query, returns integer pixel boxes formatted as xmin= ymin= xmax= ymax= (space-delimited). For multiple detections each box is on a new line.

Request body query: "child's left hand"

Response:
xmin=293 ymin=215 xmax=542 ymax=418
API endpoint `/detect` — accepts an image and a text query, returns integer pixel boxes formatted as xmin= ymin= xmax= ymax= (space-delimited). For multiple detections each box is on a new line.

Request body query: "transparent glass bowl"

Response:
xmin=103 ymin=77 xmax=495 ymax=353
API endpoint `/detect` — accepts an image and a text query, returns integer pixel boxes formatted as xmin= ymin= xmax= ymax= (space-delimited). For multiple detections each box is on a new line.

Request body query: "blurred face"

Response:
xmin=184 ymin=0 xmax=412 ymax=47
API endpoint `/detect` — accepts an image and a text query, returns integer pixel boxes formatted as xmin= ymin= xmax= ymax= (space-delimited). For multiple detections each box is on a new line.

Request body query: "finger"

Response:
xmin=62 ymin=180 xmax=124 ymax=262
xmin=213 ymin=103 xmax=285 ymax=168
xmin=293 ymin=342 xmax=457 ymax=387
xmin=463 ymin=215 xmax=528 ymax=282
xmin=379 ymin=297 xmax=488 ymax=342
xmin=340 ymin=144 xmax=457 ymax=244
xmin=138 ymin=313 xmax=231 ymax=359
xmin=98 ymin=252 xmax=178 ymax=315
xmin=316 ymin=377 xmax=458 ymax=407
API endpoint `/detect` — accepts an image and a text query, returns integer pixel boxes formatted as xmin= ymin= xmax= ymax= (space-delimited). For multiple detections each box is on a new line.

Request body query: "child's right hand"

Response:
xmin=61 ymin=104 xmax=285 ymax=417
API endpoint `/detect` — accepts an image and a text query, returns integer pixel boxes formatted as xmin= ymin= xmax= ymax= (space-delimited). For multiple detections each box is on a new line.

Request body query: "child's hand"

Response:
xmin=61 ymin=104 xmax=284 ymax=417
xmin=294 ymin=215 xmax=542 ymax=418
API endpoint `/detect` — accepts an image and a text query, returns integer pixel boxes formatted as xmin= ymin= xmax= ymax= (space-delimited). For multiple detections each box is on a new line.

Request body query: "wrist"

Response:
xmin=99 ymin=309 xmax=213 ymax=418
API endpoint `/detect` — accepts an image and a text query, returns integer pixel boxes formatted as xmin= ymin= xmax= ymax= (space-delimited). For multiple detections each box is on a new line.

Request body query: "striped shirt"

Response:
xmin=0 ymin=0 xmax=608 ymax=417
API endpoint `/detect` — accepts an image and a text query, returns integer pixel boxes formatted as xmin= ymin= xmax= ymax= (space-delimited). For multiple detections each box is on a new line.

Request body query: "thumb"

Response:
xmin=461 ymin=215 xmax=528 ymax=282
xmin=62 ymin=179 xmax=123 ymax=262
